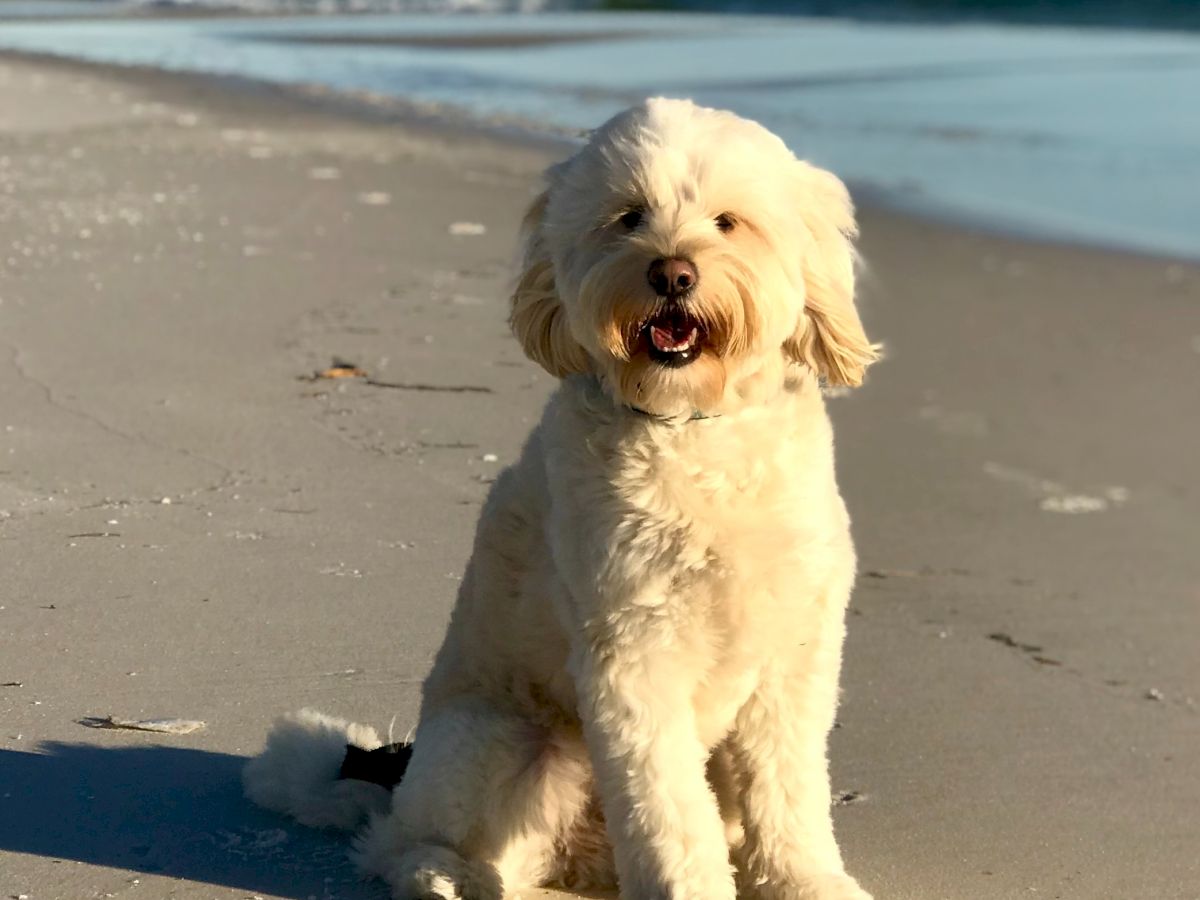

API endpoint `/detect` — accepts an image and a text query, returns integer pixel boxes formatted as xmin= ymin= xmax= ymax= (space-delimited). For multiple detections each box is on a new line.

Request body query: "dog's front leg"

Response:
xmin=729 ymin=638 xmax=871 ymax=900
xmin=571 ymin=634 xmax=736 ymax=900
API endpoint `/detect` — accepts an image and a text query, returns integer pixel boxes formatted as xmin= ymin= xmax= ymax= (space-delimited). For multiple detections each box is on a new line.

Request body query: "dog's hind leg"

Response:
xmin=353 ymin=695 xmax=592 ymax=900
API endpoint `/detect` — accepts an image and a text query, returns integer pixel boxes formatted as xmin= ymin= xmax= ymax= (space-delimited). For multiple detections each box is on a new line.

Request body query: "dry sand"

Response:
xmin=0 ymin=53 xmax=1197 ymax=900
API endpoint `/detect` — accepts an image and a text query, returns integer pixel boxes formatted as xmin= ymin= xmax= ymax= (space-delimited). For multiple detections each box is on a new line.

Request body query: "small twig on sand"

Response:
xmin=363 ymin=379 xmax=493 ymax=394
xmin=298 ymin=360 xmax=493 ymax=394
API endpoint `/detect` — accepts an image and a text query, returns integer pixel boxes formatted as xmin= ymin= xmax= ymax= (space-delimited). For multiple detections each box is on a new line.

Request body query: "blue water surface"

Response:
xmin=0 ymin=10 xmax=1196 ymax=259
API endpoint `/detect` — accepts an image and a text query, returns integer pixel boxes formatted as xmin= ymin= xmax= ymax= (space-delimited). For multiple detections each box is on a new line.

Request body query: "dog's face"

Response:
xmin=511 ymin=98 xmax=877 ymax=418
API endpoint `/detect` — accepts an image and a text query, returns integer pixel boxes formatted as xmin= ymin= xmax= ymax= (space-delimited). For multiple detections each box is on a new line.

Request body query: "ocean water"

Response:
xmin=0 ymin=1 xmax=127 ymax=16
xmin=0 ymin=7 xmax=1197 ymax=260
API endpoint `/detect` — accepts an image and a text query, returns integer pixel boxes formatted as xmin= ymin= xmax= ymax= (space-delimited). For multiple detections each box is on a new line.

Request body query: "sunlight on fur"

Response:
xmin=246 ymin=97 xmax=879 ymax=900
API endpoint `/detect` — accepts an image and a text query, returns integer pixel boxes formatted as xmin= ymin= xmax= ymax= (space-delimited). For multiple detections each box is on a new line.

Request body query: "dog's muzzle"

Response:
xmin=647 ymin=257 xmax=698 ymax=299
xmin=644 ymin=257 xmax=703 ymax=367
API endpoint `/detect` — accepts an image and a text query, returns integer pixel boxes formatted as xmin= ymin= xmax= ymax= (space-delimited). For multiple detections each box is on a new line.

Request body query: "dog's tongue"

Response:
xmin=650 ymin=321 xmax=699 ymax=353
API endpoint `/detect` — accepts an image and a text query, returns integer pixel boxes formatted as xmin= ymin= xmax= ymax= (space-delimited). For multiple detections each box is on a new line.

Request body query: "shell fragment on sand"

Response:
xmin=81 ymin=716 xmax=207 ymax=734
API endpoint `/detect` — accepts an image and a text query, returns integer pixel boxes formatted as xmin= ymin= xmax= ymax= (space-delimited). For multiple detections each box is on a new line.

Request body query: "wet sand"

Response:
xmin=0 ymin=52 xmax=1197 ymax=900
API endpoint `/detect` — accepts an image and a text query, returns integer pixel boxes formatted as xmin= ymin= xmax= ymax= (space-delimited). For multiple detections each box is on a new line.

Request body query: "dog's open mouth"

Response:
xmin=644 ymin=308 xmax=704 ymax=368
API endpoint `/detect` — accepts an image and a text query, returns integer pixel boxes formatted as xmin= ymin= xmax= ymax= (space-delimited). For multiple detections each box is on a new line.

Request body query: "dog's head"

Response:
xmin=511 ymin=97 xmax=878 ymax=418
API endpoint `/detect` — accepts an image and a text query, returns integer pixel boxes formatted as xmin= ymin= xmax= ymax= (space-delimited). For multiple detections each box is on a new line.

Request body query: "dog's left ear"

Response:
xmin=784 ymin=162 xmax=880 ymax=387
xmin=509 ymin=191 xmax=590 ymax=378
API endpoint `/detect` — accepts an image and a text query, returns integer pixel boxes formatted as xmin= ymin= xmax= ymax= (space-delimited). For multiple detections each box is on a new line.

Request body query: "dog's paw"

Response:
xmin=797 ymin=872 xmax=873 ymax=900
xmin=744 ymin=873 xmax=872 ymax=900
xmin=364 ymin=842 xmax=502 ymax=900
xmin=393 ymin=865 xmax=500 ymax=900
xmin=398 ymin=868 xmax=461 ymax=900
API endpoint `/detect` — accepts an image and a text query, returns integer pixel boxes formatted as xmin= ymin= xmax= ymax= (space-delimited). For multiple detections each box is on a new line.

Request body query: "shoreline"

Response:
xmin=3 ymin=45 xmax=1198 ymax=268
xmin=1 ymin=48 xmax=1197 ymax=900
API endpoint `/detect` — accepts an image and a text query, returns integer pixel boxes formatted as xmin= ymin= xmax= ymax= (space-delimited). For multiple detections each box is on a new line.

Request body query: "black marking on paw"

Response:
xmin=338 ymin=741 xmax=413 ymax=789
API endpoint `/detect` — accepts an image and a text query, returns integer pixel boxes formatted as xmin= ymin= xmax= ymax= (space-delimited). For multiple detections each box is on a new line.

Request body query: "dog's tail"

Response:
xmin=242 ymin=708 xmax=412 ymax=831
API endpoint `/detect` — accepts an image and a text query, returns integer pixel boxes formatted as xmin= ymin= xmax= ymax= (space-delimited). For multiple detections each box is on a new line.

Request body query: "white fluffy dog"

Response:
xmin=245 ymin=97 xmax=879 ymax=900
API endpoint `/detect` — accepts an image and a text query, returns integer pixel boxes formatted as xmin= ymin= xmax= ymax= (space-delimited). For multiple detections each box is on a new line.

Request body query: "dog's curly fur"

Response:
xmin=246 ymin=97 xmax=878 ymax=900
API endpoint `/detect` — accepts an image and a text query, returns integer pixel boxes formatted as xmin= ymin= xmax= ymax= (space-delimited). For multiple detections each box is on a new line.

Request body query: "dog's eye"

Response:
xmin=619 ymin=208 xmax=644 ymax=230
xmin=715 ymin=213 xmax=736 ymax=233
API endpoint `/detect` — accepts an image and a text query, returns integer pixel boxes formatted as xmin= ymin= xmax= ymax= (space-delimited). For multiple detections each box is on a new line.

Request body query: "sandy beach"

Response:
xmin=0 ymin=51 xmax=1197 ymax=900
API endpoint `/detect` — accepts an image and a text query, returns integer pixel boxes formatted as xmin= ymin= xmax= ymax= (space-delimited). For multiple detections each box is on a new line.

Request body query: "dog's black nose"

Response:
xmin=647 ymin=258 xmax=698 ymax=298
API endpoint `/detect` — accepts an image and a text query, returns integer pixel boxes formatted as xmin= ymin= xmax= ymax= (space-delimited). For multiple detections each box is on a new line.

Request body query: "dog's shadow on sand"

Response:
xmin=0 ymin=741 xmax=388 ymax=899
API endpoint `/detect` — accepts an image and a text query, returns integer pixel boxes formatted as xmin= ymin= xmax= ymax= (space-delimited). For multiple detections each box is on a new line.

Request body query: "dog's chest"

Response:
xmin=617 ymin=426 xmax=824 ymax=567
xmin=544 ymin=406 xmax=847 ymax=742
xmin=569 ymin=427 xmax=831 ymax=619
xmin=546 ymin=392 xmax=844 ymax=629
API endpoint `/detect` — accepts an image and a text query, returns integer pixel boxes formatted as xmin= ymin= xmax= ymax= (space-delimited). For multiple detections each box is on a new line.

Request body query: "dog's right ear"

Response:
xmin=509 ymin=191 xmax=590 ymax=377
